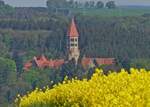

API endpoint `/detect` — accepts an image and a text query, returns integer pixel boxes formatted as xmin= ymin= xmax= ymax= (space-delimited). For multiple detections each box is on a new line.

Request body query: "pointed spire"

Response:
xmin=68 ymin=18 xmax=79 ymax=37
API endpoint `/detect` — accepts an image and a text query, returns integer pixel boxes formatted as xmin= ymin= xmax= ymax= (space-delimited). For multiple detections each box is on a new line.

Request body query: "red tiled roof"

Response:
xmin=33 ymin=55 xmax=65 ymax=69
xmin=48 ymin=59 xmax=54 ymax=68
xmin=96 ymin=58 xmax=115 ymax=65
xmin=68 ymin=18 xmax=79 ymax=37
xmin=81 ymin=58 xmax=93 ymax=68
xmin=23 ymin=61 xmax=32 ymax=71
xmin=81 ymin=57 xmax=115 ymax=69
xmin=34 ymin=55 xmax=50 ymax=68
xmin=53 ymin=59 xmax=65 ymax=68
xmin=23 ymin=55 xmax=115 ymax=71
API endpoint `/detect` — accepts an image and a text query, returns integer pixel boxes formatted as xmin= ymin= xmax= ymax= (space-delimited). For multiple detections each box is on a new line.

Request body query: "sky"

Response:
xmin=3 ymin=0 xmax=47 ymax=7
xmin=3 ymin=0 xmax=150 ymax=7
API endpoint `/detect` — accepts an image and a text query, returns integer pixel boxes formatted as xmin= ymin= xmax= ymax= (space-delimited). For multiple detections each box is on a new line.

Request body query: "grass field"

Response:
xmin=72 ymin=6 xmax=150 ymax=17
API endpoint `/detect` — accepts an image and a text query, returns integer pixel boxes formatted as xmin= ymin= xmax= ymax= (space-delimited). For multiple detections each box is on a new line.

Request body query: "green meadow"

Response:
xmin=72 ymin=6 xmax=150 ymax=17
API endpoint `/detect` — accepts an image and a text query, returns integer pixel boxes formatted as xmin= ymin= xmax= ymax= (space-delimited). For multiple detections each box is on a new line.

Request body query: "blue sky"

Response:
xmin=3 ymin=0 xmax=150 ymax=7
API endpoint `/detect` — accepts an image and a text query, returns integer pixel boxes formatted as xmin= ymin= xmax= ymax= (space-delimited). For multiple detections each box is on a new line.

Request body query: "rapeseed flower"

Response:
xmin=16 ymin=68 xmax=150 ymax=107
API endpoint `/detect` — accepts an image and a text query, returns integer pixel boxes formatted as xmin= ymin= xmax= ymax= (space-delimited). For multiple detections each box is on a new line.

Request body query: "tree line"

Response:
xmin=0 ymin=14 xmax=150 ymax=70
xmin=47 ymin=0 xmax=116 ymax=11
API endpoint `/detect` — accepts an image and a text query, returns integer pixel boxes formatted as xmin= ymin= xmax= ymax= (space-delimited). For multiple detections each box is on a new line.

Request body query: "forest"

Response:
xmin=0 ymin=0 xmax=150 ymax=106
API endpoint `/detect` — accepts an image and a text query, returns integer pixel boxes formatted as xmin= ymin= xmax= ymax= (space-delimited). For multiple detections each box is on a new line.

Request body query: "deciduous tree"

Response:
xmin=106 ymin=1 xmax=116 ymax=9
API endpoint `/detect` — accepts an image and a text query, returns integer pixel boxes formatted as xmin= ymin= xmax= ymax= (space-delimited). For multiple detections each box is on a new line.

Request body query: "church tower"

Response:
xmin=67 ymin=18 xmax=80 ymax=64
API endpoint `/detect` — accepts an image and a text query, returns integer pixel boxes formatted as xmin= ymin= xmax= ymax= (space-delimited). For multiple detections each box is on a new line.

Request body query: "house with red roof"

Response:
xmin=23 ymin=18 xmax=115 ymax=71
xmin=23 ymin=55 xmax=65 ymax=71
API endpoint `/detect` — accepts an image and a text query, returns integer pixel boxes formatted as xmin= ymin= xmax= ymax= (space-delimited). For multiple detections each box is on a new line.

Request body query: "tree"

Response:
xmin=1 ymin=34 xmax=13 ymax=49
xmin=96 ymin=1 xmax=104 ymax=8
xmin=84 ymin=1 xmax=95 ymax=8
xmin=0 ymin=57 xmax=17 ymax=86
xmin=89 ymin=1 xmax=95 ymax=8
xmin=68 ymin=0 xmax=74 ymax=8
xmin=0 ymin=42 xmax=9 ymax=58
xmin=0 ymin=0 xmax=14 ymax=14
xmin=68 ymin=0 xmax=81 ymax=8
xmin=84 ymin=1 xmax=90 ymax=8
xmin=106 ymin=1 xmax=116 ymax=9
xmin=12 ymin=51 xmax=23 ymax=75
xmin=22 ymin=68 xmax=54 ymax=88
xmin=74 ymin=1 xmax=79 ymax=8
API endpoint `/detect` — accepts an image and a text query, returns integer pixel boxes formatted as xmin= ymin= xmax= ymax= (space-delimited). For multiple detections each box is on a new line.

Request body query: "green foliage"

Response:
xmin=68 ymin=0 xmax=81 ymax=8
xmin=84 ymin=1 xmax=95 ymax=8
xmin=72 ymin=7 xmax=150 ymax=17
xmin=96 ymin=1 xmax=104 ymax=9
xmin=22 ymin=50 xmax=37 ymax=62
xmin=130 ymin=59 xmax=150 ymax=70
xmin=0 ymin=42 xmax=9 ymax=57
xmin=22 ymin=68 xmax=57 ymax=88
xmin=0 ymin=34 xmax=11 ymax=57
xmin=0 ymin=57 xmax=17 ymax=86
xmin=0 ymin=57 xmax=16 ymax=74
xmin=0 ymin=1 xmax=15 ymax=14
xmin=76 ymin=15 xmax=150 ymax=67
xmin=106 ymin=1 xmax=116 ymax=9
xmin=68 ymin=0 xmax=74 ymax=8
xmin=22 ymin=69 xmax=39 ymax=85
xmin=1 ymin=34 xmax=13 ymax=49
xmin=84 ymin=1 xmax=90 ymax=8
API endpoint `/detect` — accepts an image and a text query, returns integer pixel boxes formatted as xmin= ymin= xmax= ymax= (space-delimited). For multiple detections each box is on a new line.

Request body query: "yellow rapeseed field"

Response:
xmin=16 ymin=68 xmax=150 ymax=107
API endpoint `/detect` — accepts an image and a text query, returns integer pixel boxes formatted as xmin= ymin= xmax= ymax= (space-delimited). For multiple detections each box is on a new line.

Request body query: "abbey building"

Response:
xmin=24 ymin=18 xmax=115 ymax=71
